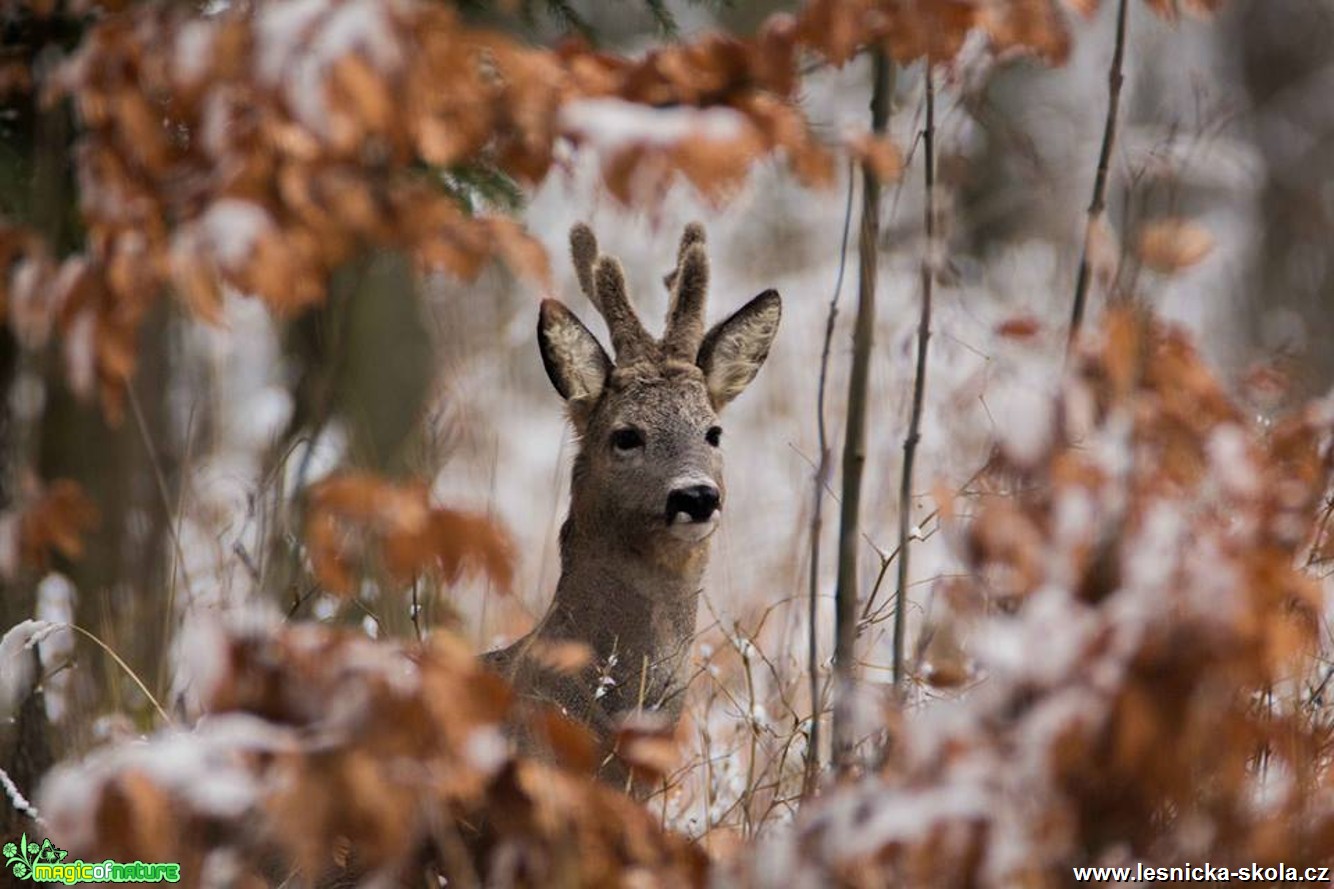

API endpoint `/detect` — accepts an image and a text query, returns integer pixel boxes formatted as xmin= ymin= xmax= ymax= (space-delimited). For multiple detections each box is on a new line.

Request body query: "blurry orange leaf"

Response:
xmin=1144 ymin=0 xmax=1223 ymax=22
xmin=847 ymin=132 xmax=904 ymax=184
xmin=1241 ymin=362 xmax=1290 ymax=410
xmin=1181 ymin=0 xmax=1223 ymax=17
xmin=169 ymin=238 xmax=224 ymax=325
xmin=417 ymin=508 xmax=516 ymax=592
xmin=5 ymin=479 xmax=100 ymax=578
xmin=534 ymin=706 xmax=601 ymax=774
xmin=996 ymin=315 xmax=1043 ymax=340
xmin=523 ymin=639 xmax=595 ymax=674
xmin=1138 ymin=218 xmax=1214 ymax=273
xmin=919 ymin=619 xmax=969 ymax=689
xmin=795 ymin=0 xmax=870 ymax=66
xmin=980 ymin=1 xmax=1072 ymax=63
xmin=930 ymin=478 xmax=956 ymax=522
xmin=1143 ymin=0 xmax=1178 ymax=19
xmin=614 ymin=714 xmax=678 ymax=781
xmin=306 ymin=472 xmax=515 ymax=596
xmin=1103 ymin=305 xmax=1144 ymax=397
xmin=330 ymin=55 xmax=393 ymax=135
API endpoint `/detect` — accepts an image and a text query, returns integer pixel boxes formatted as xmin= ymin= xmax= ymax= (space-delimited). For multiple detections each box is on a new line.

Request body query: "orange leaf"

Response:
xmin=847 ymin=132 xmax=904 ymax=183
xmin=1137 ymin=218 xmax=1214 ymax=273
xmin=614 ymin=714 xmax=679 ymax=781
xmin=15 ymin=479 xmax=100 ymax=573
xmin=995 ymin=315 xmax=1043 ymax=340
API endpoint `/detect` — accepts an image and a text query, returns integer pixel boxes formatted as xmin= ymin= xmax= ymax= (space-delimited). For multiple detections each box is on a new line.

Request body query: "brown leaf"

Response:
xmin=1103 ymin=305 xmax=1145 ymax=398
xmin=1181 ymin=0 xmax=1223 ymax=18
xmin=522 ymin=639 xmax=595 ymax=674
xmin=918 ymin=618 xmax=970 ymax=689
xmin=306 ymin=473 xmax=515 ymax=596
xmin=995 ymin=315 xmax=1043 ymax=340
xmin=847 ymin=132 xmax=904 ymax=183
xmin=1137 ymin=218 xmax=1214 ymax=273
xmin=1143 ymin=0 xmax=1179 ymax=20
xmin=18 ymin=478 xmax=100 ymax=570
xmin=533 ymin=705 xmax=601 ymax=773
xmin=330 ymin=55 xmax=394 ymax=137
xmin=169 ymin=237 xmax=224 ymax=324
xmin=614 ymin=713 xmax=679 ymax=782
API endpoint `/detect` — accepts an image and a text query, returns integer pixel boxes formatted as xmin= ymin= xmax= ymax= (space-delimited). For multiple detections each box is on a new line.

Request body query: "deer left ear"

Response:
xmin=538 ymin=299 xmax=611 ymax=405
xmin=696 ymin=289 xmax=781 ymax=410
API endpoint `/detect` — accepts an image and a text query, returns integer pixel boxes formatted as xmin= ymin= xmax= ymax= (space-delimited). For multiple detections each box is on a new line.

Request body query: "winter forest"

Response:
xmin=3 ymin=0 xmax=1334 ymax=886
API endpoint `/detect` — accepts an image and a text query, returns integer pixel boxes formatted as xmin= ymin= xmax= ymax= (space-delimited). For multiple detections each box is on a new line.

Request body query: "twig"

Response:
xmin=127 ymin=384 xmax=197 ymax=603
xmin=286 ymin=582 xmax=320 ymax=619
xmin=1068 ymin=0 xmax=1131 ymax=349
xmin=804 ymin=157 xmax=857 ymax=797
xmin=894 ymin=65 xmax=937 ymax=693
xmin=0 ymin=765 xmax=41 ymax=825
xmin=833 ymin=50 xmax=894 ymax=774
xmin=410 ymin=577 xmax=424 ymax=641
xmin=65 ymin=623 xmax=172 ymax=726
xmin=157 ymin=402 xmax=198 ymax=685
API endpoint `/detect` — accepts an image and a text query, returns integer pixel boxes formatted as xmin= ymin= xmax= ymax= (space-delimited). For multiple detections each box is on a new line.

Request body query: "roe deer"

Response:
xmin=484 ymin=222 xmax=780 ymax=776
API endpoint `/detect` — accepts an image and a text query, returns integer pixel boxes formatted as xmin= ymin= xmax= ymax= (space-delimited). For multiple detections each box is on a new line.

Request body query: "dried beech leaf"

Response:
xmin=523 ymin=639 xmax=595 ymax=674
xmin=847 ymin=132 xmax=904 ymax=183
xmin=996 ymin=315 xmax=1043 ymax=340
xmin=1138 ymin=218 xmax=1214 ymax=273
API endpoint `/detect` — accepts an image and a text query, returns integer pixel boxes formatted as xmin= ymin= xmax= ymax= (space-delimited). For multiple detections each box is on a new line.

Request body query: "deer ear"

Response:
xmin=697 ymin=289 xmax=781 ymax=410
xmin=538 ymin=299 xmax=611 ymax=405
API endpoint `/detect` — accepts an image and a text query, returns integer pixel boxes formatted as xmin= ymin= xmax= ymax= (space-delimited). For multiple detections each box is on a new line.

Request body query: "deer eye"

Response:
xmin=611 ymin=428 xmax=645 ymax=451
xmin=706 ymin=426 xmax=722 ymax=447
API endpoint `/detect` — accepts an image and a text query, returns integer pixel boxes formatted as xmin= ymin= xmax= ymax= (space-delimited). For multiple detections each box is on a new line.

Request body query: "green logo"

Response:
xmin=4 ymin=834 xmax=180 ymax=884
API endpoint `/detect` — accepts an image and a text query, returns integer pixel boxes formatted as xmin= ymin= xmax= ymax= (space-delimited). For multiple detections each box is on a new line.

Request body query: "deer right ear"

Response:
xmin=697 ymin=289 xmax=781 ymax=410
xmin=538 ymin=299 xmax=611 ymax=405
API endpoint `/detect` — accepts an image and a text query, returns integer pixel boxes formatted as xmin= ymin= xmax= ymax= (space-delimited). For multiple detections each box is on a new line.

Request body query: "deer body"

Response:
xmin=484 ymin=223 xmax=780 ymax=769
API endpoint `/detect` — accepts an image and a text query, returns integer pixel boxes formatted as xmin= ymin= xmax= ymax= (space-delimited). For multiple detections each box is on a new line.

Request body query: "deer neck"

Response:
xmin=540 ymin=515 xmax=709 ymax=718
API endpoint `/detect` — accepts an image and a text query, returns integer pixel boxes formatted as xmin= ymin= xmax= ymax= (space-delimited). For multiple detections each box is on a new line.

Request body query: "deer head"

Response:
xmin=537 ymin=223 xmax=781 ymax=562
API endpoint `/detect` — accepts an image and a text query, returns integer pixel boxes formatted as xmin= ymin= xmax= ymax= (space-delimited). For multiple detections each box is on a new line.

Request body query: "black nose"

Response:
xmin=666 ymin=485 xmax=720 ymax=523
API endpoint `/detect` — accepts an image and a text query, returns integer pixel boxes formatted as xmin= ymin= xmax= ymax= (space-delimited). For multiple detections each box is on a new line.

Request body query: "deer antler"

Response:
xmin=569 ymin=223 xmax=653 ymax=364
xmin=569 ymin=223 xmax=600 ymax=308
xmin=663 ymin=223 xmax=708 ymax=361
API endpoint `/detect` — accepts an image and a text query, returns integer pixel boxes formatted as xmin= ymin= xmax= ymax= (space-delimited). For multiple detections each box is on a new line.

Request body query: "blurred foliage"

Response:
xmin=4 ymin=1 xmax=1334 ymax=887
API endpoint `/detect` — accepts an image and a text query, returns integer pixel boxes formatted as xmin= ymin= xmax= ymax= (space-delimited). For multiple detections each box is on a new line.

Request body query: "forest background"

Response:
xmin=3 ymin=0 xmax=1334 ymax=886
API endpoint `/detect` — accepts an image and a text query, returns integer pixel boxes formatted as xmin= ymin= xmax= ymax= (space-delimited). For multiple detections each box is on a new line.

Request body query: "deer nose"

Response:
xmin=666 ymin=484 xmax=721 ymax=524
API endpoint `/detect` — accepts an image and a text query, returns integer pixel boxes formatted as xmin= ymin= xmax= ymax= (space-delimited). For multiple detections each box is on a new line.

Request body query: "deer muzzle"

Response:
xmin=665 ymin=483 xmax=721 ymax=542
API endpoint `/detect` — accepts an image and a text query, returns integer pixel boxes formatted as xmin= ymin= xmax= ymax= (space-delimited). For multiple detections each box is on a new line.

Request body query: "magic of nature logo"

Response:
xmin=4 ymin=833 xmax=180 ymax=884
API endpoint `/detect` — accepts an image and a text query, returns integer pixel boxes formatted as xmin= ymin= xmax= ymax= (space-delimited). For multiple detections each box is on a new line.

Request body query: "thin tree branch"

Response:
xmin=127 ymin=384 xmax=197 ymax=604
xmin=1068 ymin=0 xmax=1131 ymax=349
xmin=832 ymin=50 xmax=893 ymax=774
xmin=893 ymin=67 xmax=936 ymax=692
xmin=803 ymin=157 xmax=857 ymax=798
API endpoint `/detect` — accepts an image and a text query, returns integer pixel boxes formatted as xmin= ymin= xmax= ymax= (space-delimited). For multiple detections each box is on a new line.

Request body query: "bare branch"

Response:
xmin=804 ymin=157 xmax=857 ymax=798
xmin=833 ymin=50 xmax=894 ymax=775
xmin=1068 ymin=0 xmax=1130 ymax=348
xmin=892 ymin=67 xmax=937 ymax=693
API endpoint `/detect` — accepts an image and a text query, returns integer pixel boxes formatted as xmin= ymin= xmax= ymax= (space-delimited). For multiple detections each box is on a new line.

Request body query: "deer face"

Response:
xmin=538 ymin=224 xmax=780 ymax=553
xmin=580 ymin=365 xmax=723 ymax=546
